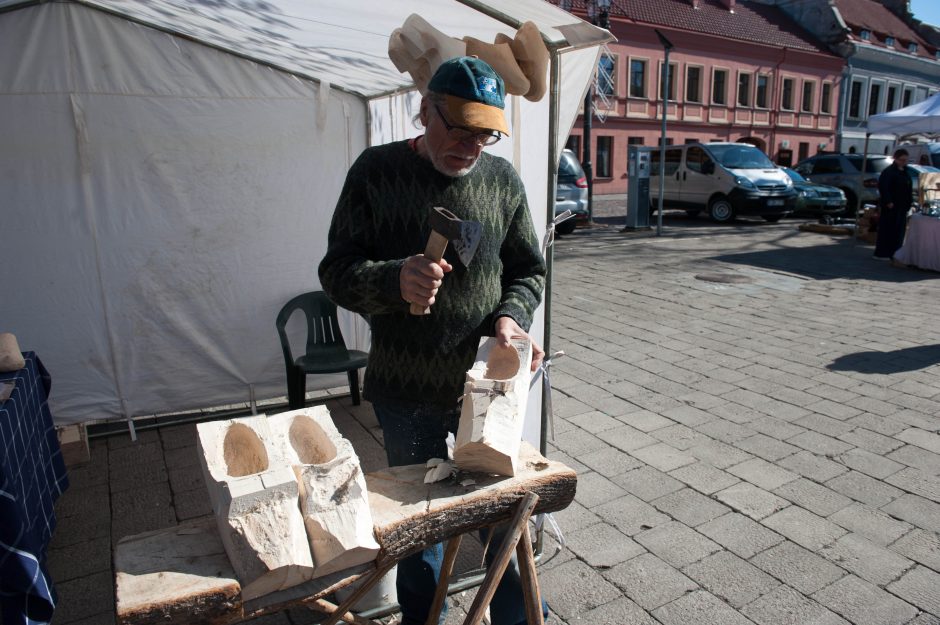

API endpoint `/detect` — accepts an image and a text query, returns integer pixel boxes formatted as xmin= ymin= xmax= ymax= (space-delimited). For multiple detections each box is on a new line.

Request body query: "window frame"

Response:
xmin=820 ymin=81 xmax=833 ymax=115
xmin=628 ymin=56 xmax=649 ymax=99
xmin=848 ymin=78 xmax=866 ymax=119
xmin=597 ymin=52 xmax=618 ymax=98
xmin=755 ymin=73 xmax=771 ymax=109
xmin=711 ymin=66 xmax=730 ymax=106
xmin=885 ymin=36 xmax=896 ymax=47
xmin=685 ymin=64 xmax=704 ymax=104
xmin=736 ymin=70 xmax=753 ymax=108
xmin=868 ymin=79 xmax=885 ymax=118
xmin=658 ymin=60 xmax=680 ymax=102
xmin=886 ymin=82 xmax=901 ymax=112
xmin=596 ymin=135 xmax=614 ymax=178
xmin=801 ymin=79 xmax=816 ymax=114
xmin=781 ymin=76 xmax=796 ymax=112
xmin=902 ymin=86 xmax=914 ymax=108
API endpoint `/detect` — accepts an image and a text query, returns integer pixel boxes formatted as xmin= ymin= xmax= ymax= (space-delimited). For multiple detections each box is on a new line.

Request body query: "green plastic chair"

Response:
xmin=275 ymin=291 xmax=368 ymax=408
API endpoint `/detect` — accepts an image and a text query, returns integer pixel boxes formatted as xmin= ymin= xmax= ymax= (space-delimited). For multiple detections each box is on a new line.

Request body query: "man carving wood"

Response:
xmin=319 ymin=56 xmax=546 ymax=625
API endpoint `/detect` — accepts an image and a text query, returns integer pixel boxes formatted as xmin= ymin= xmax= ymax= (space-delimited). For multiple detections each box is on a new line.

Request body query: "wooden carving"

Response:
xmin=454 ymin=337 xmax=533 ymax=476
xmin=268 ymin=407 xmax=380 ymax=578
xmin=196 ymin=416 xmax=314 ymax=601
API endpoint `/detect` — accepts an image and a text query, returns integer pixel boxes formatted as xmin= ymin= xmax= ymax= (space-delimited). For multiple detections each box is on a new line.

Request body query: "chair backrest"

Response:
xmin=275 ymin=291 xmax=350 ymax=368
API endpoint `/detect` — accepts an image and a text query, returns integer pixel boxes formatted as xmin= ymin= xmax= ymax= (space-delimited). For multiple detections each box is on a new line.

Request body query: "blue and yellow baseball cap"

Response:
xmin=428 ymin=56 xmax=510 ymax=136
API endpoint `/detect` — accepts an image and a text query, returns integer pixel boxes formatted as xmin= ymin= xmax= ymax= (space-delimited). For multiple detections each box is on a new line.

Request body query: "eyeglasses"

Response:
xmin=433 ymin=104 xmax=502 ymax=147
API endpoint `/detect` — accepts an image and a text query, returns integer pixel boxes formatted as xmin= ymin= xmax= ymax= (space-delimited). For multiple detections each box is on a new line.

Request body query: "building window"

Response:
xmin=860 ymin=30 xmax=871 ymax=40
xmin=596 ymin=136 xmax=613 ymax=178
xmin=886 ymin=85 xmax=899 ymax=112
xmin=821 ymin=82 xmax=832 ymax=114
xmin=782 ymin=77 xmax=795 ymax=111
xmin=798 ymin=142 xmax=810 ymax=162
xmin=630 ymin=59 xmax=647 ymax=98
xmin=909 ymin=42 xmax=918 ymax=54
xmin=902 ymin=87 xmax=913 ymax=107
xmin=659 ymin=62 xmax=678 ymax=101
xmin=756 ymin=74 xmax=770 ymax=108
xmin=627 ymin=136 xmax=645 ymax=145
xmin=685 ymin=138 xmax=699 ymax=144
xmin=849 ymin=80 xmax=864 ymax=118
xmin=737 ymin=72 xmax=752 ymax=107
xmin=597 ymin=53 xmax=616 ymax=97
xmin=801 ymin=81 xmax=815 ymax=113
xmin=868 ymin=82 xmax=882 ymax=117
xmin=686 ymin=66 xmax=703 ymax=103
xmin=566 ymin=135 xmax=581 ymax=156
xmin=665 ymin=137 xmax=674 ymax=145
xmin=712 ymin=68 xmax=728 ymax=105
xmin=885 ymin=36 xmax=896 ymax=47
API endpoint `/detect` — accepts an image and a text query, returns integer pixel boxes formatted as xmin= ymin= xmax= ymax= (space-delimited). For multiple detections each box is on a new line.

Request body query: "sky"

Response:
xmin=910 ymin=0 xmax=940 ymax=26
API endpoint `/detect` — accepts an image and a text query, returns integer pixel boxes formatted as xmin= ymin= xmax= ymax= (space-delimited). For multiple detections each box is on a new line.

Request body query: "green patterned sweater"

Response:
xmin=319 ymin=140 xmax=546 ymax=408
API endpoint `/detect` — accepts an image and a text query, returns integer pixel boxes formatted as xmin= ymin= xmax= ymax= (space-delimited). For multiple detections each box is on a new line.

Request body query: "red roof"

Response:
xmin=558 ymin=0 xmax=830 ymax=54
xmin=832 ymin=0 xmax=935 ymax=58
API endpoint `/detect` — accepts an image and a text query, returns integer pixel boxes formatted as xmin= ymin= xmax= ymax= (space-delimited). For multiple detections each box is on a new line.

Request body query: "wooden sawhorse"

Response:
xmin=114 ymin=443 xmax=576 ymax=625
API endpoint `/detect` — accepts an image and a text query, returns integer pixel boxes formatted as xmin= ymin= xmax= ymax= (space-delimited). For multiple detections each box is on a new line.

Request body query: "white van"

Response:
xmin=649 ymin=143 xmax=797 ymax=222
xmin=896 ymin=142 xmax=940 ymax=168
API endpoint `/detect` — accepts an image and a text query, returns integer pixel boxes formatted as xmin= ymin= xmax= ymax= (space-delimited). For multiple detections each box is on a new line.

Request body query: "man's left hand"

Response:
xmin=495 ymin=316 xmax=545 ymax=372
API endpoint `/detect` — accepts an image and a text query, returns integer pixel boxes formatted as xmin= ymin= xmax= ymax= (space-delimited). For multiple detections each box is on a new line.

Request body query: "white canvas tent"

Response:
xmin=0 ymin=0 xmax=612 ymax=442
xmin=868 ymin=92 xmax=940 ymax=137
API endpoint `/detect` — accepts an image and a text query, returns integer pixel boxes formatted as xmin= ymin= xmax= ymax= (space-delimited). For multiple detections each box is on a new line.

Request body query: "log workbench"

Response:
xmin=114 ymin=443 xmax=576 ymax=625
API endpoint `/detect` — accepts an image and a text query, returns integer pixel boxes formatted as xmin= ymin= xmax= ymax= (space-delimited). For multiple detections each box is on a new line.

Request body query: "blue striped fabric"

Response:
xmin=0 ymin=353 xmax=69 ymax=625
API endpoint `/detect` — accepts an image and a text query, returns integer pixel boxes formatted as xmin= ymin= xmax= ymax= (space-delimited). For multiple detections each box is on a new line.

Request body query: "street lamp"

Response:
xmin=654 ymin=28 xmax=674 ymax=237
xmin=583 ymin=0 xmax=611 ymax=223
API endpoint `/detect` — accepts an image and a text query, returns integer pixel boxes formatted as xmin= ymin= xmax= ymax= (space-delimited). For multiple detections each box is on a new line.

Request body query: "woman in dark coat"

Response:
xmin=874 ymin=149 xmax=912 ymax=259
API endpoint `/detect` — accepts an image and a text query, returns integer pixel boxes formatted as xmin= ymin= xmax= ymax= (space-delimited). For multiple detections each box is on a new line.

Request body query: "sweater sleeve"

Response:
xmin=493 ymin=183 xmax=547 ymax=332
xmin=318 ymin=152 xmax=409 ymax=316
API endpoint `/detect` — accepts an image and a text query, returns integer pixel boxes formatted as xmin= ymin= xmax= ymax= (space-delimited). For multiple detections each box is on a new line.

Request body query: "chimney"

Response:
xmin=719 ymin=0 xmax=736 ymax=10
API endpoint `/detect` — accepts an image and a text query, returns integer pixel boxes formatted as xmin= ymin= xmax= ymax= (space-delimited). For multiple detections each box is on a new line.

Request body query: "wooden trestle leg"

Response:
xmin=425 ymin=535 xmax=464 ymax=625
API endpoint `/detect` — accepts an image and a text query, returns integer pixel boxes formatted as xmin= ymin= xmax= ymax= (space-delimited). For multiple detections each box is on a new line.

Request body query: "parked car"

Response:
xmin=649 ymin=142 xmax=796 ymax=222
xmin=555 ymin=149 xmax=588 ymax=234
xmin=781 ymin=168 xmax=846 ymax=219
xmin=793 ymin=153 xmax=892 ymax=215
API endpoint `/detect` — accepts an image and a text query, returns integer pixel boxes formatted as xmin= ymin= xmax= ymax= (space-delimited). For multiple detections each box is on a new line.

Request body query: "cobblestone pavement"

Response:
xmin=48 ymin=202 xmax=940 ymax=624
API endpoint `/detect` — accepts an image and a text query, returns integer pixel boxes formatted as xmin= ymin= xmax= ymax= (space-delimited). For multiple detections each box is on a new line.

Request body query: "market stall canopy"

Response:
xmin=868 ymin=92 xmax=940 ymax=136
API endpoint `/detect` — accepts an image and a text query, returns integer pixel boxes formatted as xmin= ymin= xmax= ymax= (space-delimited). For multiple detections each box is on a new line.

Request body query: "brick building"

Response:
xmin=560 ymin=0 xmax=845 ymax=194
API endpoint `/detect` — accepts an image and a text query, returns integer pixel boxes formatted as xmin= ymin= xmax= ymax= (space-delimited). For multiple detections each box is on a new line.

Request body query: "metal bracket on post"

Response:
xmin=249 ymin=383 xmax=258 ymax=415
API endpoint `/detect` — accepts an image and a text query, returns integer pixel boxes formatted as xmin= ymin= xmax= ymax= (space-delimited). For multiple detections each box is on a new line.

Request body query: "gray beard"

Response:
xmin=429 ymin=150 xmax=479 ymax=178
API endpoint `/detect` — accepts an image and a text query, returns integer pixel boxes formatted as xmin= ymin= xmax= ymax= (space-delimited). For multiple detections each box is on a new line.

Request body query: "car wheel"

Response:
xmin=708 ymin=197 xmax=735 ymax=223
xmin=555 ymin=219 xmax=577 ymax=235
xmin=685 ymin=209 xmax=701 ymax=218
xmin=762 ymin=214 xmax=784 ymax=223
xmin=841 ymin=189 xmax=857 ymax=217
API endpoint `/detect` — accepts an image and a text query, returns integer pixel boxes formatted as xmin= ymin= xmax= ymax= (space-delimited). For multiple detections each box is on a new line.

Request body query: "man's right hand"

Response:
xmin=400 ymin=255 xmax=453 ymax=308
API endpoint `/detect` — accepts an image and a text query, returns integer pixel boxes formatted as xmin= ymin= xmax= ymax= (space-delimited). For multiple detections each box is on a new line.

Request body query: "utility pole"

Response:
xmin=654 ymin=29 xmax=674 ymax=237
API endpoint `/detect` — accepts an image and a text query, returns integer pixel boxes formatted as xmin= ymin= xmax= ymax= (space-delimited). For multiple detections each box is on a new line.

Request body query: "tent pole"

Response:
xmin=857 ymin=132 xmax=870 ymax=242
xmin=542 ymin=50 xmax=561 ymax=459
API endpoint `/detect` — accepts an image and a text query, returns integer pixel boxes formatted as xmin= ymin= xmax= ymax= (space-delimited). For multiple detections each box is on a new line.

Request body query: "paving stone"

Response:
xmin=588 ymin=395 xmax=644 ymax=418
xmin=714 ymin=482 xmax=789 ymax=520
xmin=804 ymin=399 xmax=861 ymax=421
xmin=635 ymin=521 xmax=721 ymax=568
xmin=795 ymin=413 xmax=856 ymax=438
xmin=616 ymin=410 xmax=675 ymax=432
xmin=761 ymin=505 xmax=847 ymax=551
xmin=733 ymin=434 xmax=800 ymax=462
xmin=890 ymin=528 xmax=940 ymax=571
xmin=553 ymin=428 xmax=609 ymax=456
xmin=789 ymin=430 xmax=854 ymax=456
xmin=747 ymin=416 xmax=806 ymax=441
xmin=652 ymin=487 xmax=731 ymax=526
xmin=750 ymin=541 xmax=846 ymax=595
xmin=839 ymin=428 xmax=906 ymax=456
xmin=836 ymin=448 xmax=906 ymax=480
xmin=50 ymin=497 xmax=110 ymax=549
xmin=55 ymin=483 xmax=109 ymax=520
xmin=574 ymin=471 xmax=628 ymax=508
xmin=728 ymin=458 xmax=798 ymax=490
xmin=168 ymin=463 xmax=206 ymax=494
xmin=47 ymin=535 xmax=111 ymax=583
xmin=669 ymin=461 xmax=740 ymax=495
xmin=742 ymin=585 xmax=849 ymax=625
xmin=537 ymin=557 xmax=623 ymax=620
xmin=173 ymin=487 xmax=213 ymax=521
xmin=819 ymin=533 xmax=914 ymax=586
xmin=611 ymin=465 xmax=684 ymax=502
xmin=59 ymin=612 xmax=116 ymax=625
xmin=688 ymin=439 xmax=754 ymax=469
xmin=159 ymin=423 xmax=198 ymax=450
xmin=694 ymin=419 xmax=756 ymax=444
xmin=896 ymin=429 xmax=940 ymax=455
xmin=779 ymin=451 xmax=848 ymax=482
xmin=905 ymin=614 xmax=940 ymax=625
xmin=603 ymin=553 xmax=698 ymax=611
xmin=882 ymin=494 xmax=940 ymax=533
xmin=629 ymin=442 xmax=696 ymax=472
xmin=602 ymin=424 xmax=659 ymax=453
xmin=566 ymin=522 xmax=645 ymax=569
xmin=848 ymin=412 xmax=908 ymax=436
xmin=107 ymin=429 xmax=160 ymax=450
xmin=573 ymin=597 xmax=659 ymax=625
xmin=697 ymin=513 xmax=784 ymax=559
xmin=553 ymin=500 xmax=602 ymax=533
xmin=567 ymin=410 xmax=623 ymax=433
xmin=813 ymin=574 xmax=918 ymax=625
xmin=661 ymin=404 xmax=714 ymax=427
xmin=110 ymin=481 xmax=177 ymax=544
xmin=653 ymin=589 xmax=756 ymax=625
xmin=828 ymin=503 xmax=914 ymax=547
xmin=888 ymin=445 xmax=940 ymax=476
xmin=578 ymin=446 xmax=644 ymax=478
xmin=594 ymin=493 xmax=671 ymax=536
xmin=683 ymin=550 xmax=779 ymax=608
xmin=888 ymin=567 xmax=940 ymax=618
xmin=827 ymin=470 xmax=905 ymax=507
xmin=546 ymin=449 xmax=590 ymax=474
xmin=887 ymin=467 xmax=940 ymax=503
xmin=773 ymin=478 xmax=853 ymax=517
xmin=652 ymin=423 xmax=712 ymax=450
xmin=54 ymin=571 xmax=116 ymax=622
xmin=109 ymin=455 xmax=169 ymax=493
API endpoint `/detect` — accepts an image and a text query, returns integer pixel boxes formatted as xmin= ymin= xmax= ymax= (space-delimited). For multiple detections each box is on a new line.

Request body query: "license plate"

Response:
xmin=826 ymin=199 xmax=842 ymax=205
xmin=768 ymin=199 xmax=784 ymax=206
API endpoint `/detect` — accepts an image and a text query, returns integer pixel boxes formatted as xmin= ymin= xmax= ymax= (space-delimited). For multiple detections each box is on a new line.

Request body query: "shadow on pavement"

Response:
xmin=828 ymin=344 xmax=940 ymax=374
xmin=713 ymin=237 xmax=940 ymax=282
